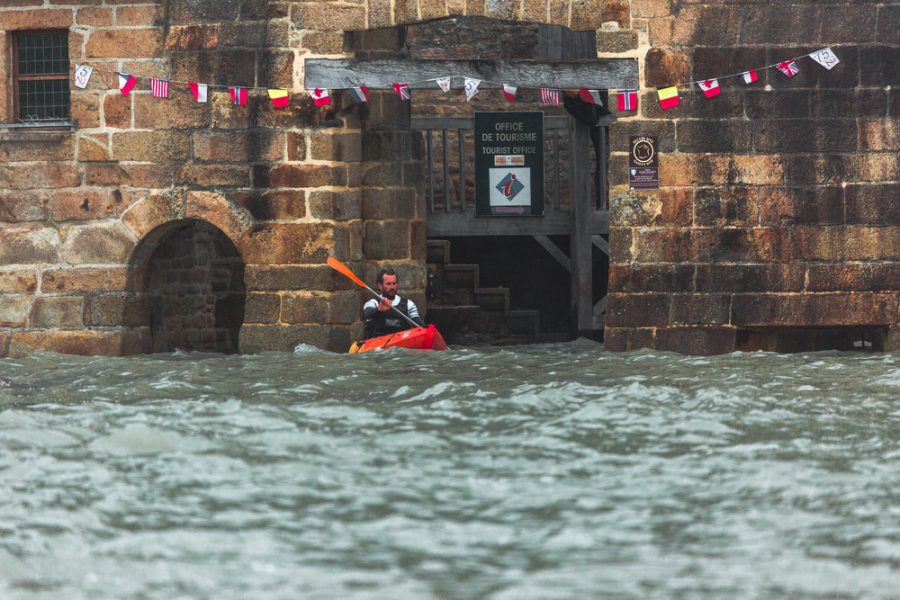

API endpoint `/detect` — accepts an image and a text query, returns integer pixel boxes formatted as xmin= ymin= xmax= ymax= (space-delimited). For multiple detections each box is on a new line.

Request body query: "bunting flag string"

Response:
xmin=78 ymin=48 xmax=840 ymax=113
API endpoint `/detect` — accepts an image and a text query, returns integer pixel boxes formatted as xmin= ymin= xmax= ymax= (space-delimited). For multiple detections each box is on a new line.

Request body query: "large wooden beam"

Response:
xmin=569 ymin=117 xmax=593 ymax=337
xmin=305 ymin=59 xmax=638 ymax=90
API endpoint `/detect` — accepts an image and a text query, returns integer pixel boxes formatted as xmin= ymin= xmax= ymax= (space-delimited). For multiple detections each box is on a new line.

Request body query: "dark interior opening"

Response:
xmin=736 ymin=327 xmax=891 ymax=353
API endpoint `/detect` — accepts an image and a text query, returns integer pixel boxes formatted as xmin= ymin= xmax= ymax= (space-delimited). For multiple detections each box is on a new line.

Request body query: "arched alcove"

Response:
xmin=131 ymin=219 xmax=246 ymax=354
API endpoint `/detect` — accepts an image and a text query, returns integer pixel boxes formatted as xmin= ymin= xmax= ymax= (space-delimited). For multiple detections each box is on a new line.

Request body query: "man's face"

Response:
xmin=379 ymin=274 xmax=398 ymax=299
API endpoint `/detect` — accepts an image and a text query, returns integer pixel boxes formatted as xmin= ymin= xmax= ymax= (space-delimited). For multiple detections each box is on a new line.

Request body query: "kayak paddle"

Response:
xmin=326 ymin=257 xmax=422 ymax=329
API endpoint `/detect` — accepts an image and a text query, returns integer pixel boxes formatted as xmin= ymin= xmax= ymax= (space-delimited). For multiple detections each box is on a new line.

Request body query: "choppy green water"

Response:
xmin=0 ymin=342 xmax=898 ymax=599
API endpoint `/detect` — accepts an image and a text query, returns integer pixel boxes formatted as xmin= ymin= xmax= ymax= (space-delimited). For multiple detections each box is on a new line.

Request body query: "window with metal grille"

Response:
xmin=13 ymin=30 xmax=70 ymax=123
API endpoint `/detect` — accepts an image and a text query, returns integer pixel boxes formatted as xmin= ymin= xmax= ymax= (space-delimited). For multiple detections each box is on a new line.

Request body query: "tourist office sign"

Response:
xmin=628 ymin=135 xmax=659 ymax=190
xmin=474 ymin=112 xmax=544 ymax=216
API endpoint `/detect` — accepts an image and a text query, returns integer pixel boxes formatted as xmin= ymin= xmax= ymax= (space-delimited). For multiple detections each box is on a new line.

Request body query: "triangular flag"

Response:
xmin=540 ymin=88 xmax=560 ymax=107
xmin=268 ymin=89 xmax=290 ymax=108
xmin=776 ymin=60 xmax=799 ymax=78
xmin=308 ymin=88 xmax=331 ymax=107
xmin=502 ymin=85 xmax=518 ymax=103
xmin=617 ymin=89 xmax=637 ymax=111
xmin=741 ymin=70 xmax=759 ymax=84
xmin=579 ymin=90 xmax=604 ymax=105
xmin=348 ymin=86 xmax=369 ymax=103
xmin=436 ymin=77 xmax=451 ymax=93
xmin=189 ymin=82 xmax=208 ymax=102
xmin=464 ymin=78 xmax=481 ymax=102
xmin=229 ymin=87 xmax=248 ymax=105
xmin=658 ymin=86 xmax=679 ymax=110
xmin=809 ymin=48 xmax=840 ymax=70
xmin=74 ymin=65 xmax=93 ymax=89
xmin=117 ymin=73 xmax=136 ymax=96
xmin=150 ymin=77 xmax=169 ymax=99
xmin=697 ymin=79 xmax=720 ymax=99
xmin=392 ymin=83 xmax=410 ymax=101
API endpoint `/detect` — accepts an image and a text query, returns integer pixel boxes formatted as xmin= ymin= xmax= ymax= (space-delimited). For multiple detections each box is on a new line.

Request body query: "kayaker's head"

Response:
xmin=376 ymin=268 xmax=399 ymax=300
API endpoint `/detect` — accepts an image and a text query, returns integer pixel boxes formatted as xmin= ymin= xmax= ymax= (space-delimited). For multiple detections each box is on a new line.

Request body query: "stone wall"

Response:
xmin=0 ymin=0 xmax=897 ymax=356
xmin=602 ymin=0 xmax=899 ymax=352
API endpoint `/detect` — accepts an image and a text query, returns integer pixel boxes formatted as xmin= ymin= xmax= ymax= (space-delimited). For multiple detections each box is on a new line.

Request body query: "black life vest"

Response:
xmin=365 ymin=298 xmax=413 ymax=338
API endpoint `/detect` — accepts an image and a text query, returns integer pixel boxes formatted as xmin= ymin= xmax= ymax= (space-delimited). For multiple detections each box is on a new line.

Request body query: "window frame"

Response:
xmin=10 ymin=28 xmax=71 ymax=126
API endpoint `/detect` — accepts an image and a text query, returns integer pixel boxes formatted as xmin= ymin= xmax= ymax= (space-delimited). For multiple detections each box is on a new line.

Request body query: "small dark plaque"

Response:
xmin=628 ymin=135 xmax=659 ymax=190
xmin=474 ymin=112 xmax=544 ymax=216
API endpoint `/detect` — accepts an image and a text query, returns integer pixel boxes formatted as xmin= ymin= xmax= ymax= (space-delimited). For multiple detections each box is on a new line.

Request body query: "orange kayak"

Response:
xmin=348 ymin=324 xmax=449 ymax=353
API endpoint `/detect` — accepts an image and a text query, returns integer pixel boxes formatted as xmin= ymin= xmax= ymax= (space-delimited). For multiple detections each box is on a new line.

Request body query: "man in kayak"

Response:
xmin=363 ymin=268 xmax=424 ymax=338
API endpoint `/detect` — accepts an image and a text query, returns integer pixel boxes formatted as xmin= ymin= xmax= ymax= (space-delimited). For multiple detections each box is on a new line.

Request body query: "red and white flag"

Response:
xmin=189 ymin=82 xmax=208 ymax=103
xmin=741 ymin=69 xmax=759 ymax=84
xmin=502 ymin=84 xmax=517 ymax=102
xmin=268 ymin=89 xmax=290 ymax=109
xmin=617 ymin=89 xmax=637 ymax=111
xmin=697 ymin=78 xmax=720 ymax=98
xmin=776 ymin=60 xmax=799 ymax=78
xmin=435 ymin=77 xmax=451 ymax=93
xmin=579 ymin=90 xmax=604 ymax=105
xmin=540 ymin=88 xmax=560 ymax=107
xmin=117 ymin=72 xmax=136 ymax=96
xmin=229 ymin=86 xmax=248 ymax=105
xmin=308 ymin=88 xmax=331 ymax=107
xmin=392 ymin=83 xmax=410 ymax=101
xmin=348 ymin=86 xmax=369 ymax=103
xmin=150 ymin=77 xmax=169 ymax=98
xmin=464 ymin=78 xmax=481 ymax=102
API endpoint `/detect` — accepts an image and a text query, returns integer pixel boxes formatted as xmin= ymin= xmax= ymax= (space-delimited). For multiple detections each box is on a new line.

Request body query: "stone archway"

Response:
xmin=136 ymin=219 xmax=246 ymax=354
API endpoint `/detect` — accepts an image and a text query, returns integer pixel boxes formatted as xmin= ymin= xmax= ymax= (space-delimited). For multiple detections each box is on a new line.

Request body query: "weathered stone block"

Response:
xmin=134 ymin=93 xmax=210 ymax=129
xmin=61 ymin=223 xmax=134 ymax=265
xmin=239 ymin=324 xmax=351 ymax=353
xmin=363 ymin=221 xmax=411 ymax=260
xmin=41 ymin=268 xmax=129 ymax=293
xmin=30 ymin=296 xmax=83 ymax=329
xmin=656 ymin=327 xmax=736 ymax=355
xmin=240 ymin=223 xmax=349 ymax=264
xmin=644 ymin=48 xmax=690 ymax=88
xmin=193 ymin=129 xmax=283 ymax=162
xmin=86 ymin=294 xmax=147 ymax=327
xmin=308 ymin=191 xmax=361 ymax=221
xmin=0 ymin=191 xmax=48 ymax=223
xmin=165 ymin=24 xmax=221 ymax=50
xmin=791 ymin=226 xmax=900 ymax=261
xmin=606 ymin=293 xmax=670 ymax=326
xmin=753 ymin=119 xmax=858 ymax=153
xmin=844 ymin=184 xmax=899 ymax=225
xmin=176 ymin=164 xmax=250 ymax=188
xmin=121 ymin=193 xmax=184 ymax=240
xmin=676 ymin=120 xmax=752 ymax=153
xmin=607 ymin=227 xmax=632 ymax=263
xmin=758 ymin=187 xmax=844 ymax=226
xmin=235 ymin=190 xmax=306 ymax=221
xmin=694 ymin=187 xmax=758 ymax=227
xmin=0 ymin=226 xmax=60 ymax=264
xmin=669 ymin=294 xmax=730 ymax=325
xmin=631 ymin=228 xmax=692 ymax=263
xmin=0 ymin=295 xmax=32 ymax=328
xmin=0 ymin=270 xmax=37 ymax=294
xmin=732 ymin=293 xmax=898 ymax=327
xmin=807 ymin=263 xmax=900 ymax=293
xmin=608 ymin=264 xmax=694 ymax=293
xmin=76 ymin=7 xmax=114 ymax=27
xmin=245 ymin=265 xmax=353 ymax=292
xmin=256 ymin=164 xmax=347 ymax=188
xmin=361 ymin=188 xmax=418 ymax=221
xmin=244 ymin=292 xmax=281 ymax=324
xmin=0 ymin=164 xmax=79 ymax=189
xmin=112 ymin=131 xmax=191 ymax=162
xmin=694 ymin=228 xmax=787 ymax=262
xmin=86 ymin=28 xmax=162 ymax=58
xmin=117 ymin=5 xmax=162 ymax=26
xmin=0 ymin=9 xmax=73 ymax=30
xmin=597 ymin=29 xmax=639 ymax=53
xmin=7 ymin=330 xmax=149 ymax=357
xmin=695 ymin=264 xmax=805 ymax=294
xmin=292 ymin=4 xmax=366 ymax=30
xmin=52 ymin=189 xmax=127 ymax=222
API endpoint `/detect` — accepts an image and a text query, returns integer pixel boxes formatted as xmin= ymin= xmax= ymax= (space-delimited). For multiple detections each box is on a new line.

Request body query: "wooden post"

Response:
xmin=569 ymin=117 xmax=593 ymax=338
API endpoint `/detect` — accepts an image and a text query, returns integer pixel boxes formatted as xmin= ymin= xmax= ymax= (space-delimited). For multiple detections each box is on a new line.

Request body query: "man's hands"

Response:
xmin=377 ymin=297 xmax=393 ymax=312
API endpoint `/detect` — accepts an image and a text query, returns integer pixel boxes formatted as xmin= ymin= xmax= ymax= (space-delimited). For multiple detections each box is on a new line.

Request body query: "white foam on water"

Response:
xmin=89 ymin=424 xmax=207 ymax=455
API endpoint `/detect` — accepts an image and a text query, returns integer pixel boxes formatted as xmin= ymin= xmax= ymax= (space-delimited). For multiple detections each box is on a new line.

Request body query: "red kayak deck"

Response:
xmin=348 ymin=324 xmax=448 ymax=354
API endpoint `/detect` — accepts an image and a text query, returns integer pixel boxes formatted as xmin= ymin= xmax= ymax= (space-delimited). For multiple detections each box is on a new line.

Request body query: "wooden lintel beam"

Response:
xmin=591 ymin=234 xmax=610 ymax=256
xmin=305 ymin=58 xmax=638 ymax=90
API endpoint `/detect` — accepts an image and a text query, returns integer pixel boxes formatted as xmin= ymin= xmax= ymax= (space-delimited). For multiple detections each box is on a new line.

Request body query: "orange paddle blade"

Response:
xmin=327 ymin=257 xmax=367 ymax=289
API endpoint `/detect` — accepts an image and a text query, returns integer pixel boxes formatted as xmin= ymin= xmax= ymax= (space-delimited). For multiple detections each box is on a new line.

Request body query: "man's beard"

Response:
xmin=383 ymin=289 xmax=396 ymax=300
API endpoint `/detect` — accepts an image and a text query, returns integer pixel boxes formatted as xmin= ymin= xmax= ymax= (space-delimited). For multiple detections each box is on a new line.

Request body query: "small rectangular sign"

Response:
xmin=628 ymin=135 xmax=659 ymax=190
xmin=475 ymin=112 xmax=544 ymax=216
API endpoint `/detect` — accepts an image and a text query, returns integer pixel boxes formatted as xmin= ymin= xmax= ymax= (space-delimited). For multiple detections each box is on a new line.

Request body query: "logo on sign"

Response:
xmin=496 ymin=173 xmax=525 ymax=201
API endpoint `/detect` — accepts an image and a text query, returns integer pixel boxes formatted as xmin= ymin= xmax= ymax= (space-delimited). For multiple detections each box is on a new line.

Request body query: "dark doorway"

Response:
xmin=143 ymin=219 xmax=245 ymax=353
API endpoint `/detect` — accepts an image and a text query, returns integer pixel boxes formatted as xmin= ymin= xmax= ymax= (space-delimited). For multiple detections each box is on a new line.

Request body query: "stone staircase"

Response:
xmin=426 ymin=240 xmax=546 ymax=346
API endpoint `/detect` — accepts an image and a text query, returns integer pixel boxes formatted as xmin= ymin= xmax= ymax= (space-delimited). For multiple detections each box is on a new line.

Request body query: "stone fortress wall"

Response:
xmin=0 ymin=0 xmax=897 ymax=355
